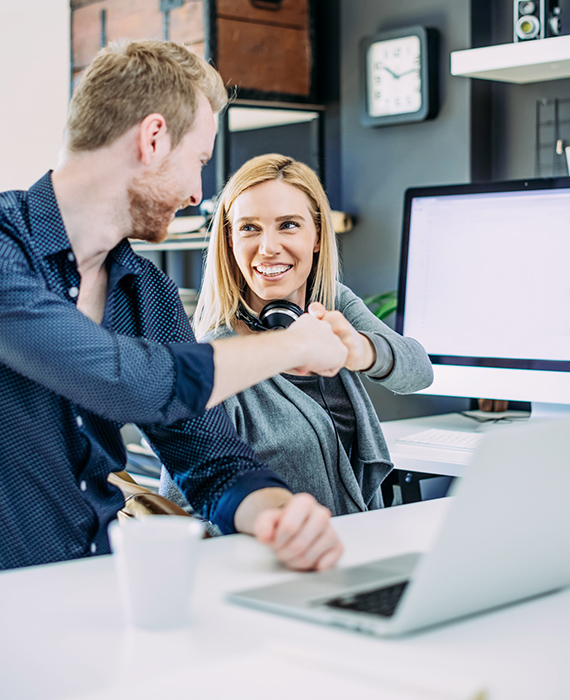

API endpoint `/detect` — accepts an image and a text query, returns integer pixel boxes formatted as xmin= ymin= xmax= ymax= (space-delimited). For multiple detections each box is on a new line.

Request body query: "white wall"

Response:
xmin=0 ymin=0 xmax=69 ymax=191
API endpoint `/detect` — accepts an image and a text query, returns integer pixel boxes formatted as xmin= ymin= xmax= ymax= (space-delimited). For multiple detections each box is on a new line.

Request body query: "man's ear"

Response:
xmin=138 ymin=113 xmax=170 ymax=165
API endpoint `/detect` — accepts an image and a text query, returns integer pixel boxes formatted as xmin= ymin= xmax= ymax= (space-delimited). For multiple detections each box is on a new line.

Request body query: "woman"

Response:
xmin=161 ymin=154 xmax=433 ymax=516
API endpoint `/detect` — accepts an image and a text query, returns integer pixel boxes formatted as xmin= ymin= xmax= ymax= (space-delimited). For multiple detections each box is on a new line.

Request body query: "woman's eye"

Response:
xmin=280 ymin=220 xmax=300 ymax=231
xmin=239 ymin=224 xmax=258 ymax=234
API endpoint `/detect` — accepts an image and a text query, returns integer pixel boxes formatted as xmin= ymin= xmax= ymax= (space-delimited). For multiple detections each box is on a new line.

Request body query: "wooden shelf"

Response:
xmin=450 ymin=35 xmax=570 ymax=84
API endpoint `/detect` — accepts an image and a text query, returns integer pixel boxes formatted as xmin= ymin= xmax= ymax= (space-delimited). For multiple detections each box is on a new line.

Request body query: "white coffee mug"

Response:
xmin=108 ymin=516 xmax=203 ymax=629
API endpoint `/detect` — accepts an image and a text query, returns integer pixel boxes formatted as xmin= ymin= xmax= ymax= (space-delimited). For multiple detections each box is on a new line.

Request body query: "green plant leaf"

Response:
xmin=363 ymin=290 xmax=398 ymax=321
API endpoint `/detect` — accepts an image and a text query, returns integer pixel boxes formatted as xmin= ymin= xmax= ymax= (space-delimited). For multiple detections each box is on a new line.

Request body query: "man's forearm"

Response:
xmin=206 ymin=313 xmax=347 ymax=409
xmin=207 ymin=332 xmax=301 ymax=409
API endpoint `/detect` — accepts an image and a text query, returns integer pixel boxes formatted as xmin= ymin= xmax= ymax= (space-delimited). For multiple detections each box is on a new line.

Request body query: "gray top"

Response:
xmin=283 ymin=371 xmax=357 ymax=463
xmin=160 ymin=283 xmax=433 ymax=518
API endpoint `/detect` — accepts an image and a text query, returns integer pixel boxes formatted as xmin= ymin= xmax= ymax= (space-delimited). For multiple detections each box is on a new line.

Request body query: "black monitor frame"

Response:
xmin=396 ymin=176 xmax=570 ymax=374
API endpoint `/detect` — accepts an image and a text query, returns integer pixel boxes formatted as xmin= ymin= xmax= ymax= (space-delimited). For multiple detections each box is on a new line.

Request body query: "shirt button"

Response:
xmin=90 ymin=543 xmax=97 ymax=554
xmin=68 ymin=286 xmax=79 ymax=298
xmin=80 ymin=480 xmax=87 ymax=492
xmin=67 ymin=251 xmax=75 ymax=262
xmin=76 ymin=415 xmax=83 ymax=428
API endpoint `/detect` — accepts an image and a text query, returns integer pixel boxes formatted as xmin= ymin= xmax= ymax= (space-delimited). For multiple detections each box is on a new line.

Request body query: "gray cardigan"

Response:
xmin=160 ymin=284 xmax=433 ymax=517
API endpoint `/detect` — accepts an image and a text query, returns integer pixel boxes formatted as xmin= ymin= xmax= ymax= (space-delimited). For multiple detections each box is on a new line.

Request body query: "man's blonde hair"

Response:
xmin=66 ymin=39 xmax=227 ymax=151
xmin=193 ymin=153 xmax=339 ymax=339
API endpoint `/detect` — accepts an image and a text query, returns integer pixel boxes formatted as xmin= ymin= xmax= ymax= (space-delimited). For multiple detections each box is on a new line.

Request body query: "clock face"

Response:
xmin=367 ymin=35 xmax=422 ymax=117
xmin=360 ymin=27 xmax=438 ymax=128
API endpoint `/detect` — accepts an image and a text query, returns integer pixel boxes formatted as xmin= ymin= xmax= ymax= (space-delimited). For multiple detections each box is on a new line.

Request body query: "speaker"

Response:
xmin=514 ymin=0 xmax=561 ymax=41
xmin=237 ymin=300 xmax=304 ymax=332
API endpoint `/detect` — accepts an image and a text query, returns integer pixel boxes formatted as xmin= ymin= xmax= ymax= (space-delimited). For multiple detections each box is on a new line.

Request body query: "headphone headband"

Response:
xmin=237 ymin=300 xmax=304 ymax=332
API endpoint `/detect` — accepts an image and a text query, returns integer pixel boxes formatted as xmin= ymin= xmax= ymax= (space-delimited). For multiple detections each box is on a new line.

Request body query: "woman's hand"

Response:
xmin=308 ymin=302 xmax=376 ymax=372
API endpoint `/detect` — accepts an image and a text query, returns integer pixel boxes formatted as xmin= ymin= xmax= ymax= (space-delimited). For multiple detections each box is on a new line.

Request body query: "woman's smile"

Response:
xmin=253 ymin=263 xmax=293 ymax=279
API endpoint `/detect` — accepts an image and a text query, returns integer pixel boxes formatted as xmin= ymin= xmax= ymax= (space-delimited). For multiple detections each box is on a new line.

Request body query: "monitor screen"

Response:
xmin=396 ymin=177 xmax=570 ymax=411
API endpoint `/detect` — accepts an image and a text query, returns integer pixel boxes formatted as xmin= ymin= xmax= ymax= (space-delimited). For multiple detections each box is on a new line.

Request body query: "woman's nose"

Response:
xmin=259 ymin=230 xmax=280 ymax=255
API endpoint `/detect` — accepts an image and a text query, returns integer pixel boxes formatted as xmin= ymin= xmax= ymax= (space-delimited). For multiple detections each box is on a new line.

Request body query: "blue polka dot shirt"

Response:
xmin=0 ymin=173 xmax=288 ymax=570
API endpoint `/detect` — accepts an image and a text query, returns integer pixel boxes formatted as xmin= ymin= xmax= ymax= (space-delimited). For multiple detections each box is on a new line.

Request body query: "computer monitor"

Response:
xmin=396 ymin=177 xmax=570 ymax=418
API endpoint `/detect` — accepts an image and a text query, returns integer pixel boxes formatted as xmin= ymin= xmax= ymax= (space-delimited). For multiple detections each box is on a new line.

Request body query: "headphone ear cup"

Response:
xmin=259 ymin=300 xmax=304 ymax=330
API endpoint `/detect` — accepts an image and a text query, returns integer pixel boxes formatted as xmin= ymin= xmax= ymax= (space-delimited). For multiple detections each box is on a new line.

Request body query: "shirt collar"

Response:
xmin=27 ymin=171 xmax=143 ymax=277
xmin=27 ymin=172 xmax=72 ymax=258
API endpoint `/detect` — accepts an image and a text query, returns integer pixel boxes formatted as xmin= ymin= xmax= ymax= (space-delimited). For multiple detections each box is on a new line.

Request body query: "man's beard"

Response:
xmin=127 ymin=160 xmax=183 ymax=244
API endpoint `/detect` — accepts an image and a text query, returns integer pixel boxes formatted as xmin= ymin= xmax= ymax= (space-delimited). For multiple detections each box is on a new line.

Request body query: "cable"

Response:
xmin=457 ymin=411 xmax=527 ymax=425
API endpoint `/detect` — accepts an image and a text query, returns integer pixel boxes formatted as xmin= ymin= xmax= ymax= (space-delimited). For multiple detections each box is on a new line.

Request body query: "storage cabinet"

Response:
xmin=71 ymin=0 xmax=315 ymax=101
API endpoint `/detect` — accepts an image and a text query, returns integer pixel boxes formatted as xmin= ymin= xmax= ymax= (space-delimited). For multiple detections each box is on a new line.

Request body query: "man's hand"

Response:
xmin=308 ymin=302 xmax=375 ymax=372
xmin=235 ymin=489 xmax=343 ymax=571
xmin=285 ymin=312 xmax=348 ymax=377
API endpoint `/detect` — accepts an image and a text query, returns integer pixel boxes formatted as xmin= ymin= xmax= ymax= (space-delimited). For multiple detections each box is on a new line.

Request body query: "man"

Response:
xmin=0 ymin=40 xmax=347 ymax=572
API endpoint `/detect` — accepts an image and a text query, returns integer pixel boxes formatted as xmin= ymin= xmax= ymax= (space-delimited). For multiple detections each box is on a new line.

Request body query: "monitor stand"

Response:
xmin=530 ymin=402 xmax=570 ymax=420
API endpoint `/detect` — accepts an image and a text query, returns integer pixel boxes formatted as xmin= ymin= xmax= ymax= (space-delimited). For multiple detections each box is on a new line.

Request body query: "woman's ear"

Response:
xmin=313 ymin=234 xmax=321 ymax=253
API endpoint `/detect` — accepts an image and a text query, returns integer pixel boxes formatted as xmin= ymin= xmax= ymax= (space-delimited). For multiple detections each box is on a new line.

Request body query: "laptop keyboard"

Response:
xmin=325 ymin=581 xmax=409 ymax=618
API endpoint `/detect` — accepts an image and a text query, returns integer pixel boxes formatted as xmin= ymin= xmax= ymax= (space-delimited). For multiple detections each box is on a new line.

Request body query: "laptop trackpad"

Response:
xmin=234 ymin=553 xmax=421 ymax=607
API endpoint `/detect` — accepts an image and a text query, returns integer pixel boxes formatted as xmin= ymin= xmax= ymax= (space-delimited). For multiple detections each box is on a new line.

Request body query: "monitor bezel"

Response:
xmin=396 ymin=176 xmax=570 ymax=375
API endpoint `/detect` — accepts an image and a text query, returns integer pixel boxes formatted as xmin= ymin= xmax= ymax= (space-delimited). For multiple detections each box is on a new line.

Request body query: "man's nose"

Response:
xmin=187 ymin=181 xmax=203 ymax=207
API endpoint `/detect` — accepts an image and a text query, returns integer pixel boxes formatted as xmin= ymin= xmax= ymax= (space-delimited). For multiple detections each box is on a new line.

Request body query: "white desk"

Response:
xmin=381 ymin=412 xmax=530 ymax=478
xmin=1 ymin=499 xmax=569 ymax=699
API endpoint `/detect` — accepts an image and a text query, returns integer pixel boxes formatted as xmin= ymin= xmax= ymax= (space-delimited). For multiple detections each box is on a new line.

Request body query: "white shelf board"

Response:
xmin=131 ymin=238 xmax=208 ymax=252
xmin=450 ymin=35 xmax=570 ymax=84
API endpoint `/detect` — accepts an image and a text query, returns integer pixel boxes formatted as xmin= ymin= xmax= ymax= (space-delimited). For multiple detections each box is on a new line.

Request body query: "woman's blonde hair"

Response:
xmin=193 ymin=153 xmax=339 ymax=339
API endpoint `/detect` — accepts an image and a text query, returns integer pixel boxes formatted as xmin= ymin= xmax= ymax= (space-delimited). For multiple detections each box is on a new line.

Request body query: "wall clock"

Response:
xmin=360 ymin=26 xmax=439 ymax=128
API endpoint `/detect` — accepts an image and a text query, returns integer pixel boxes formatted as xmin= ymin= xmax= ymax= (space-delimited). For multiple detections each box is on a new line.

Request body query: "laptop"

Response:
xmin=228 ymin=418 xmax=570 ymax=636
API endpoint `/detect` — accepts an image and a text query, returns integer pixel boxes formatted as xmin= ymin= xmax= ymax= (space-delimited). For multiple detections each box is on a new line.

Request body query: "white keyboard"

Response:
xmin=396 ymin=428 xmax=484 ymax=452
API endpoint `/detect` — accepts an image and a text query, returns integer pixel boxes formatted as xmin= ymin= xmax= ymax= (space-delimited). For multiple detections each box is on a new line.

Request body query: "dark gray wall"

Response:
xmin=338 ymin=0 xmax=473 ymax=299
xmin=335 ymin=0 xmax=570 ymax=420
xmin=337 ymin=0 xmax=476 ymax=418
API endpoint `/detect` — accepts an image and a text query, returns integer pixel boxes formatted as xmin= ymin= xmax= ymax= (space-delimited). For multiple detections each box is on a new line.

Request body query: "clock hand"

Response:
xmin=382 ymin=66 xmax=418 ymax=79
xmin=382 ymin=65 xmax=400 ymax=79
xmin=397 ymin=68 xmax=418 ymax=78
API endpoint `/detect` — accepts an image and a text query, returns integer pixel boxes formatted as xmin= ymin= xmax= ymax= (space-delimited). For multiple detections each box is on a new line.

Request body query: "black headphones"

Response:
xmin=236 ymin=299 xmax=304 ymax=332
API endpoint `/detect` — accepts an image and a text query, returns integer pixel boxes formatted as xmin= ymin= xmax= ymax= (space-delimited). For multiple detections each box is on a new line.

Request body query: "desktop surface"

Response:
xmin=0 ymin=500 xmax=568 ymax=700
xmin=381 ymin=411 xmax=530 ymax=478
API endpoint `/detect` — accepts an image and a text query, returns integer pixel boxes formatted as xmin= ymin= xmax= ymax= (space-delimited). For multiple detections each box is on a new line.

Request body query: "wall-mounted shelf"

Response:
xmin=131 ymin=234 xmax=209 ymax=253
xmin=450 ymin=35 xmax=570 ymax=84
